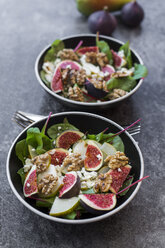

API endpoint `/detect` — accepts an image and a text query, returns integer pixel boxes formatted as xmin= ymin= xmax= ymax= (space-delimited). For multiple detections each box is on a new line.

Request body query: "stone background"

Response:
xmin=0 ymin=0 xmax=164 ymax=247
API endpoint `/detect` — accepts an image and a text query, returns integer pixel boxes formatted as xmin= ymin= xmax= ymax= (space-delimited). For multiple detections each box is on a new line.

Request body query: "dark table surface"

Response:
xmin=1 ymin=0 xmax=165 ymax=247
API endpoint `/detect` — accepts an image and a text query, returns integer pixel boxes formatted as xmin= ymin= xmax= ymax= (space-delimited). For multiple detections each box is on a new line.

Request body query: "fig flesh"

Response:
xmin=23 ymin=165 xmax=38 ymax=197
xmin=101 ymin=64 xmax=115 ymax=81
xmin=59 ymin=171 xmax=81 ymax=198
xmin=85 ymin=80 xmax=108 ymax=99
xmin=111 ymin=50 xmax=122 ymax=68
xmin=109 ymin=164 xmax=131 ymax=193
xmin=51 ymin=60 xmax=81 ymax=93
xmin=48 ymin=148 xmax=69 ymax=166
xmin=84 ymin=140 xmax=103 ymax=171
xmin=79 ymin=193 xmax=116 ymax=215
xmin=77 ymin=46 xmax=99 ymax=55
xmin=88 ymin=7 xmax=117 ymax=36
xmin=56 ymin=130 xmax=84 ymax=149
xmin=121 ymin=1 xmax=144 ymax=28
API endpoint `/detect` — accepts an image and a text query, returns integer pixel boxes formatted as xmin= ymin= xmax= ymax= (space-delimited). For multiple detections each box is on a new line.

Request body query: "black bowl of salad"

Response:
xmin=35 ymin=34 xmax=147 ymax=110
xmin=6 ymin=112 xmax=144 ymax=224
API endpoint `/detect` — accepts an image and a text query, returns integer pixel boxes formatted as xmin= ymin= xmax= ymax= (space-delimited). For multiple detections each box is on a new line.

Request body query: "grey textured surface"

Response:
xmin=1 ymin=0 xmax=165 ymax=247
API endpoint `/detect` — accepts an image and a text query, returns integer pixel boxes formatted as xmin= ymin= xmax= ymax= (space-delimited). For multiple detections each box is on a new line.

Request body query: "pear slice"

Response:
xmin=100 ymin=142 xmax=116 ymax=160
xmin=28 ymin=145 xmax=38 ymax=159
xmin=49 ymin=196 xmax=79 ymax=216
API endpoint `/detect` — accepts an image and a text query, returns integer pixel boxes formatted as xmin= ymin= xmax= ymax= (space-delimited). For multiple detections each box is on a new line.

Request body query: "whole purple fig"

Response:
xmin=88 ymin=6 xmax=117 ymax=36
xmin=121 ymin=1 xmax=144 ymax=28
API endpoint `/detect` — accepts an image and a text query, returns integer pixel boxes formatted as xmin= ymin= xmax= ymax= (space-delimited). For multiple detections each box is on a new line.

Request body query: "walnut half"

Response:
xmin=62 ymin=153 xmax=84 ymax=172
xmin=104 ymin=151 xmax=129 ymax=170
xmin=94 ymin=172 xmax=112 ymax=193
xmin=38 ymin=174 xmax=58 ymax=195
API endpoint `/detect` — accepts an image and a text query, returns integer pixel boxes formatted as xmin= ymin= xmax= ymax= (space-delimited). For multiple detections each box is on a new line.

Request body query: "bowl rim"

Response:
xmin=35 ymin=34 xmax=144 ymax=106
xmin=6 ymin=111 xmax=144 ymax=224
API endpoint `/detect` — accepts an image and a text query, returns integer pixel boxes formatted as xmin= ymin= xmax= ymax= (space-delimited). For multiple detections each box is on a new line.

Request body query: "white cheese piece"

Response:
xmin=42 ymin=62 xmax=55 ymax=74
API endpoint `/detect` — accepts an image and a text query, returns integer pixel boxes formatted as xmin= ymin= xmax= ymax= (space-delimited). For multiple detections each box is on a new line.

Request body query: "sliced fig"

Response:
xmin=109 ymin=165 xmax=132 ymax=193
xmin=51 ymin=60 xmax=81 ymax=93
xmin=85 ymin=80 xmax=108 ymax=99
xmin=72 ymin=140 xmax=88 ymax=159
xmin=79 ymin=193 xmax=116 ymax=215
xmin=59 ymin=171 xmax=81 ymax=198
xmin=84 ymin=140 xmax=103 ymax=171
xmin=111 ymin=50 xmax=122 ymax=68
xmin=77 ymin=46 xmax=99 ymax=55
xmin=102 ymin=64 xmax=115 ymax=81
xmin=37 ymin=164 xmax=63 ymax=198
xmin=56 ymin=130 xmax=84 ymax=149
xmin=49 ymin=196 xmax=79 ymax=216
xmin=23 ymin=165 xmax=38 ymax=197
xmin=48 ymin=148 xmax=69 ymax=166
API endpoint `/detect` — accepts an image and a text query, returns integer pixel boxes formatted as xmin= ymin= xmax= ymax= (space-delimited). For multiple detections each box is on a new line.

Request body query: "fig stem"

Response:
xmin=73 ymin=40 xmax=83 ymax=52
xmin=103 ymin=6 xmax=109 ymax=12
xmin=116 ymin=175 xmax=149 ymax=195
xmin=110 ymin=118 xmax=141 ymax=138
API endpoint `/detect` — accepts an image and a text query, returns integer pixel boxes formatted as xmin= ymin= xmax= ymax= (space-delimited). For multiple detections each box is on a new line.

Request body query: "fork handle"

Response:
xmin=17 ymin=111 xmax=46 ymax=122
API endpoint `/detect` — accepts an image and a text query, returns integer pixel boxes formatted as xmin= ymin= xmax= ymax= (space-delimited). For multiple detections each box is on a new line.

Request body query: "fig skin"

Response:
xmin=121 ymin=1 xmax=144 ymax=28
xmin=88 ymin=7 xmax=117 ymax=36
xmin=85 ymin=81 xmax=108 ymax=99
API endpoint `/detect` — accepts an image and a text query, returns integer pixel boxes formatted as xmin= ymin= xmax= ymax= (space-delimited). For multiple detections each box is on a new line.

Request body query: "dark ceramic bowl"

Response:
xmin=35 ymin=34 xmax=144 ymax=110
xmin=7 ymin=112 xmax=144 ymax=224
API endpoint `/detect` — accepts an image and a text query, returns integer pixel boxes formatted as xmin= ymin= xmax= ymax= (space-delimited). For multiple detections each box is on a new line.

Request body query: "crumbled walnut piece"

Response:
xmin=70 ymin=69 xmax=86 ymax=86
xmin=38 ymin=174 xmax=58 ymax=195
xmin=57 ymin=49 xmax=79 ymax=61
xmin=94 ymin=172 xmax=112 ymax=193
xmin=96 ymin=53 xmax=109 ymax=67
xmin=62 ymin=153 xmax=84 ymax=171
xmin=104 ymin=151 xmax=129 ymax=170
xmin=68 ymin=85 xmax=84 ymax=102
xmin=90 ymin=78 xmax=108 ymax=91
xmin=111 ymin=71 xmax=132 ymax=78
xmin=109 ymin=89 xmax=127 ymax=100
xmin=85 ymin=52 xmax=97 ymax=64
xmin=32 ymin=153 xmax=50 ymax=174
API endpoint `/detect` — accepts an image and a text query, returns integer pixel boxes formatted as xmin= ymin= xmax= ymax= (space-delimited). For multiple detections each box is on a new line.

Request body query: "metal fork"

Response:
xmin=12 ymin=111 xmax=141 ymax=136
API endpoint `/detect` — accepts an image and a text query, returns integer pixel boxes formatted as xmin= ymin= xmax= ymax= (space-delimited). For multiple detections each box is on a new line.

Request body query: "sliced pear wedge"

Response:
xmin=49 ymin=196 xmax=79 ymax=216
xmin=100 ymin=142 xmax=116 ymax=160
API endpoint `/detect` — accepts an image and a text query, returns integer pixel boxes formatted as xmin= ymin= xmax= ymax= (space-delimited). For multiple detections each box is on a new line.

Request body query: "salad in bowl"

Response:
xmin=38 ymin=35 xmax=147 ymax=104
xmin=11 ymin=113 xmax=143 ymax=222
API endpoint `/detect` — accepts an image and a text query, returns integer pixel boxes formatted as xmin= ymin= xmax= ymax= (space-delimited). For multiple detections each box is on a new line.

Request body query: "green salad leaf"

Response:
xmin=119 ymin=41 xmax=132 ymax=68
xmin=17 ymin=168 xmax=26 ymax=184
xmin=119 ymin=176 xmax=134 ymax=196
xmin=36 ymin=197 xmax=55 ymax=208
xmin=40 ymin=70 xmax=50 ymax=88
xmin=44 ymin=39 xmax=65 ymax=62
xmin=64 ymin=211 xmax=77 ymax=220
xmin=87 ymin=132 xmax=124 ymax=152
xmin=132 ymin=63 xmax=148 ymax=80
xmin=106 ymin=76 xmax=137 ymax=92
xmin=96 ymin=40 xmax=113 ymax=64
xmin=26 ymin=127 xmax=52 ymax=155
xmin=15 ymin=139 xmax=29 ymax=164
xmin=47 ymin=120 xmax=79 ymax=139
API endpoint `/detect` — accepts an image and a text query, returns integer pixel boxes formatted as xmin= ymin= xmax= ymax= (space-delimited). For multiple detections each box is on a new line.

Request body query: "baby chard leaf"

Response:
xmin=119 ymin=41 xmax=132 ymax=69
xmin=106 ymin=76 xmax=137 ymax=92
xmin=132 ymin=64 xmax=148 ymax=80
xmin=119 ymin=176 xmax=134 ymax=196
xmin=96 ymin=40 xmax=113 ymax=64
xmin=15 ymin=139 xmax=29 ymax=164
xmin=44 ymin=39 xmax=65 ymax=62
xmin=17 ymin=168 xmax=26 ymax=185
